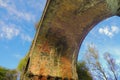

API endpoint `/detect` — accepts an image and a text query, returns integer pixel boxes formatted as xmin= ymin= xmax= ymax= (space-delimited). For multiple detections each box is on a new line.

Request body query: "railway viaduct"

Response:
xmin=22 ymin=0 xmax=120 ymax=80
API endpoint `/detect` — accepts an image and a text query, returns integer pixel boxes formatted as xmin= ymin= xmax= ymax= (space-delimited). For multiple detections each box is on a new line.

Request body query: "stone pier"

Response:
xmin=22 ymin=0 xmax=120 ymax=80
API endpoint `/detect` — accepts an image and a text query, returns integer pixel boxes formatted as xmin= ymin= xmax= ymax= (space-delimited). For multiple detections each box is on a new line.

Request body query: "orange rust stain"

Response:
xmin=60 ymin=57 xmax=72 ymax=78
xmin=37 ymin=41 xmax=51 ymax=53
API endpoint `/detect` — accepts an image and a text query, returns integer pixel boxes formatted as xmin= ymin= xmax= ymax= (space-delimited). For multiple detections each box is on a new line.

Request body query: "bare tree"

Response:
xmin=104 ymin=53 xmax=118 ymax=80
xmin=83 ymin=44 xmax=120 ymax=80
xmin=84 ymin=44 xmax=108 ymax=80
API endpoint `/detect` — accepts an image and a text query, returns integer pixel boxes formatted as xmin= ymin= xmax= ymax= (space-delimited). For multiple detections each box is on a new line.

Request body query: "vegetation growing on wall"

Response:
xmin=17 ymin=53 xmax=29 ymax=73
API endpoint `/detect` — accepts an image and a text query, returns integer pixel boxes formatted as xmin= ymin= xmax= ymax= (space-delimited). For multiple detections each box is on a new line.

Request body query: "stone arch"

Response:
xmin=22 ymin=0 xmax=120 ymax=80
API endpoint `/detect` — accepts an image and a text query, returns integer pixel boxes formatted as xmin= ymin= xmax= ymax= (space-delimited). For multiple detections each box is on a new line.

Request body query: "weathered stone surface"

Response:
xmin=22 ymin=0 xmax=120 ymax=80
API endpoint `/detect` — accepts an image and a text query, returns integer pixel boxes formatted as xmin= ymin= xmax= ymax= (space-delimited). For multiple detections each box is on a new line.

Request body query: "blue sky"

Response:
xmin=0 ymin=0 xmax=120 ymax=70
xmin=0 ymin=0 xmax=46 ymax=69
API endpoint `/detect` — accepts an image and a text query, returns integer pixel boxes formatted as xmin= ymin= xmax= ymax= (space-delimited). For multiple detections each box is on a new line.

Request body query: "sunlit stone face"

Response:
xmin=22 ymin=0 xmax=120 ymax=80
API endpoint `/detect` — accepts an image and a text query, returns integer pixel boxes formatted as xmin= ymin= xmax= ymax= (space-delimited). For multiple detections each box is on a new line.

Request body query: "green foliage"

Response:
xmin=17 ymin=53 xmax=30 ymax=80
xmin=17 ymin=53 xmax=29 ymax=72
xmin=0 ymin=66 xmax=17 ymax=80
xmin=0 ymin=66 xmax=8 ymax=79
xmin=17 ymin=57 xmax=26 ymax=72
xmin=77 ymin=61 xmax=92 ymax=80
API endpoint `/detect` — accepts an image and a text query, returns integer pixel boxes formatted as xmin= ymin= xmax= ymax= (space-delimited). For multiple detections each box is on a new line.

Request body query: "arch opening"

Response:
xmin=78 ymin=16 xmax=120 ymax=80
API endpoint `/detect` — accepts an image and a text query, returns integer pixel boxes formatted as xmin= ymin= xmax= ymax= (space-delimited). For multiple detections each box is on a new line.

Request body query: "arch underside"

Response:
xmin=22 ymin=0 xmax=120 ymax=80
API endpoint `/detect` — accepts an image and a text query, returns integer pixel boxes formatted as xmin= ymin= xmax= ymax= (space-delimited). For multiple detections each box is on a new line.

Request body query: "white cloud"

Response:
xmin=99 ymin=26 xmax=119 ymax=38
xmin=0 ymin=0 xmax=44 ymax=42
xmin=0 ymin=0 xmax=35 ymax=22
xmin=111 ymin=26 xmax=119 ymax=32
xmin=0 ymin=21 xmax=33 ymax=42
xmin=1 ymin=26 xmax=19 ymax=39
xmin=27 ymin=0 xmax=46 ymax=11
xmin=111 ymin=47 xmax=120 ymax=56
xmin=13 ymin=54 xmax=23 ymax=59
xmin=0 ymin=21 xmax=20 ymax=39
xmin=21 ymin=34 xmax=33 ymax=42
xmin=116 ymin=59 xmax=120 ymax=64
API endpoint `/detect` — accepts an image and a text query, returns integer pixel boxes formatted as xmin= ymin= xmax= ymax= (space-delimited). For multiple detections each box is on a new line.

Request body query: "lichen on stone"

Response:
xmin=106 ymin=0 xmax=120 ymax=15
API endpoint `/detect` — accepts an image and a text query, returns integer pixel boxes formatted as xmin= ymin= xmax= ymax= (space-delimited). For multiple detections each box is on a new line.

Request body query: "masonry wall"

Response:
xmin=22 ymin=0 xmax=120 ymax=80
